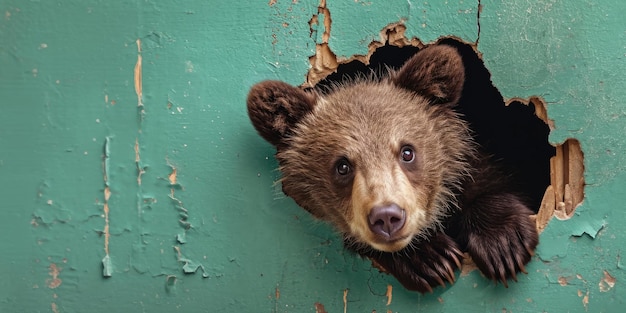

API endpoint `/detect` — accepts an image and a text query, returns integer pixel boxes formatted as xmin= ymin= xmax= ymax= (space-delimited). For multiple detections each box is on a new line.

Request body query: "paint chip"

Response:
xmin=102 ymin=254 xmax=113 ymax=277
xmin=385 ymin=284 xmax=392 ymax=305
xmin=168 ymin=167 xmax=177 ymax=185
xmin=598 ymin=270 xmax=616 ymax=292
xmin=47 ymin=263 xmax=62 ymax=289
xmin=135 ymin=138 xmax=144 ymax=185
xmin=185 ymin=60 xmax=194 ymax=73
xmin=581 ymin=289 xmax=589 ymax=311
xmin=165 ymin=275 xmax=177 ymax=293
xmin=176 ymin=232 xmax=186 ymax=244
xmin=314 ymin=302 xmax=328 ymax=313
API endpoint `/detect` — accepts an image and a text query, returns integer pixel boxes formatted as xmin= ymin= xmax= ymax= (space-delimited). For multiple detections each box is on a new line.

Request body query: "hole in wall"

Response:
xmin=304 ymin=23 xmax=585 ymax=230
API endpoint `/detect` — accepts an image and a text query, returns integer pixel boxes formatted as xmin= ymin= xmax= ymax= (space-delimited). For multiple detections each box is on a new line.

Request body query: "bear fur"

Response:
xmin=247 ymin=44 xmax=539 ymax=293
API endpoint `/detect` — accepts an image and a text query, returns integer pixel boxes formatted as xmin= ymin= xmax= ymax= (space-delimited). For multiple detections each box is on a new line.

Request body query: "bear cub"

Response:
xmin=247 ymin=44 xmax=539 ymax=293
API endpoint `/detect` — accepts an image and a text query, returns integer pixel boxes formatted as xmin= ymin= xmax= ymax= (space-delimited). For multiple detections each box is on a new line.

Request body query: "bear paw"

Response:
xmin=362 ymin=232 xmax=464 ymax=293
xmin=465 ymin=208 xmax=539 ymax=286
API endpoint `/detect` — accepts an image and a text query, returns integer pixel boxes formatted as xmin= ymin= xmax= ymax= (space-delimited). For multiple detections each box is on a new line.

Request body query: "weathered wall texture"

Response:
xmin=0 ymin=0 xmax=624 ymax=312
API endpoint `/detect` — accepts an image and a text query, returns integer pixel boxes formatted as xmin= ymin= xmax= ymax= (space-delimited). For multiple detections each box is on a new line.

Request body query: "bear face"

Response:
xmin=278 ymin=82 xmax=475 ymax=253
xmin=247 ymin=45 xmax=538 ymax=293
xmin=248 ymin=45 xmax=471 ymax=253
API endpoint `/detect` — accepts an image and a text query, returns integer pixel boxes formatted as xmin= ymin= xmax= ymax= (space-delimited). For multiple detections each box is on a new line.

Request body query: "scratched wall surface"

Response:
xmin=0 ymin=0 xmax=624 ymax=312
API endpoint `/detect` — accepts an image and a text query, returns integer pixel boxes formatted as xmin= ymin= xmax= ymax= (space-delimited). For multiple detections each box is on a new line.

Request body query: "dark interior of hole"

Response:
xmin=312 ymin=39 xmax=556 ymax=212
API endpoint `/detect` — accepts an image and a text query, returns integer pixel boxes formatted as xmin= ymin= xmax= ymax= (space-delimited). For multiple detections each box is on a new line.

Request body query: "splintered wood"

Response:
xmin=536 ymin=139 xmax=585 ymax=232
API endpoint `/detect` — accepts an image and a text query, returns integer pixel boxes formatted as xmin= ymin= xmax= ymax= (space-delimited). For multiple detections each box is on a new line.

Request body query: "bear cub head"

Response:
xmin=247 ymin=45 xmax=474 ymax=253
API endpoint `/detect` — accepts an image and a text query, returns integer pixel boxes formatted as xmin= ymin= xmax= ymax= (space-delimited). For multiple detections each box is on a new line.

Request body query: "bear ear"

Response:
xmin=392 ymin=44 xmax=465 ymax=106
xmin=247 ymin=80 xmax=317 ymax=147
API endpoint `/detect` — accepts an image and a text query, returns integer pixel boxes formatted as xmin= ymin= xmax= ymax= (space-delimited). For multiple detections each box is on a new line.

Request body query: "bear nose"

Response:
xmin=368 ymin=204 xmax=406 ymax=238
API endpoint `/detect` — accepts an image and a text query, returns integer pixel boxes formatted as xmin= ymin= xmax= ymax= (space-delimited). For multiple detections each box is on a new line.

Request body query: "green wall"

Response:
xmin=1 ymin=0 xmax=624 ymax=312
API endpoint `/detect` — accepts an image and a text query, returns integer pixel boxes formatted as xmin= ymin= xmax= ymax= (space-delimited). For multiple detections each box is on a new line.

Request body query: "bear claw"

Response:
xmin=354 ymin=232 xmax=464 ymax=293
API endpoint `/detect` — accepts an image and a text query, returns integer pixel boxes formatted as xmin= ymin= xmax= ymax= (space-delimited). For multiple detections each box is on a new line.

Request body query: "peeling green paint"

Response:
xmin=1 ymin=0 xmax=624 ymax=312
xmin=102 ymin=254 xmax=113 ymax=278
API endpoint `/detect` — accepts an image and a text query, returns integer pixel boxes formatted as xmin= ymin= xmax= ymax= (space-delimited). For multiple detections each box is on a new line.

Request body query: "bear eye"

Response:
xmin=335 ymin=158 xmax=352 ymax=176
xmin=400 ymin=145 xmax=415 ymax=163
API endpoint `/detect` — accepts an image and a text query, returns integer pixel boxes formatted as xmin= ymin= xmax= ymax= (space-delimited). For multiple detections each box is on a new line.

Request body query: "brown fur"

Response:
xmin=247 ymin=45 xmax=539 ymax=293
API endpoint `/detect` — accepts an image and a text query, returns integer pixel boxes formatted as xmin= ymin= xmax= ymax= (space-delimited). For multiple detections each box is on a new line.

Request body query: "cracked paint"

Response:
xmin=167 ymin=162 xmax=190 ymax=230
xmin=173 ymin=246 xmax=208 ymax=277
xmin=166 ymin=161 xmax=206 ymax=276
xmin=134 ymin=39 xmax=143 ymax=108
xmin=134 ymin=138 xmax=144 ymax=186
xmin=131 ymin=36 xmax=151 ymax=276
xmin=101 ymin=137 xmax=113 ymax=277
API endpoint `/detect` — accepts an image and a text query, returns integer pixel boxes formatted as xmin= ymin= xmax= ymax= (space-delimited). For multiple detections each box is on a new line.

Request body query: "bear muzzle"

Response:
xmin=368 ymin=203 xmax=406 ymax=240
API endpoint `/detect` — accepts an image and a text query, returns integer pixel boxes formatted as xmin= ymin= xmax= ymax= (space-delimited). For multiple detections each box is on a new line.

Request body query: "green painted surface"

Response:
xmin=0 ymin=0 xmax=624 ymax=312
